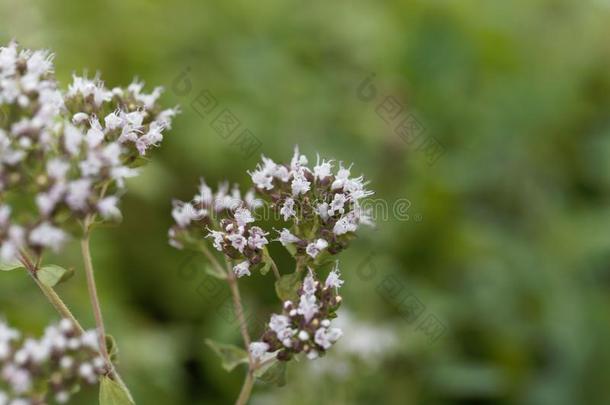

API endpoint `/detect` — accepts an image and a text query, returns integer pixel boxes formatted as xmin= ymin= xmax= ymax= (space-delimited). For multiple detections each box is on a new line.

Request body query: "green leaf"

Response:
xmin=0 ymin=259 xmax=24 ymax=271
xmin=260 ymin=261 xmax=272 ymax=275
xmin=205 ymin=339 xmax=249 ymax=372
xmin=105 ymin=334 xmax=119 ymax=362
xmin=37 ymin=264 xmax=73 ymax=287
xmin=275 ymin=272 xmax=302 ymax=302
xmin=99 ymin=376 xmax=135 ymax=405
xmin=255 ymin=360 xmax=287 ymax=387
xmin=204 ymin=264 xmax=227 ymax=280
xmin=284 ymin=243 xmax=297 ymax=257
xmin=259 ymin=246 xmax=273 ymax=276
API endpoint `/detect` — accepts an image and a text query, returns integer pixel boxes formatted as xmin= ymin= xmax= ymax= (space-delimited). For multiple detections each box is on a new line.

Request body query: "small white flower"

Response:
xmin=234 ymin=207 xmax=255 ymax=227
xmin=97 ymin=196 xmax=121 ymax=219
xmin=331 ymin=163 xmax=352 ymax=190
xmin=328 ymin=193 xmax=347 ymax=216
xmin=233 ymin=261 xmax=251 ymax=278
xmin=193 ymin=179 xmax=214 ymax=206
xmin=55 ymin=391 xmax=70 ymax=404
xmin=325 ymin=264 xmax=344 ymax=289
xmin=227 ymin=233 xmax=247 ymax=253
xmin=29 ymin=222 xmax=67 ymax=252
xmin=72 ymin=112 xmax=89 ymax=125
xmin=290 ymin=146 xmax=308 ymax=171
xmin=66 ymin=179 xmax=91 ymax=211
xmin=297 ymin=294 xmax=318 ymax=322
xmin=104 ymin=110 xmax=123 ymax=130
xmin=78 ymin=362 xmax=94 ymax=380
xmin=314 ymin=327 xmax=343 ymax=350
xmin=249 ymin=342 xmax=269 ymax=361
xmin=172 ymin=201 xmax=198 ymax=227
xmin=313 ymin=154 xmax=333 ymax=179
xmin=291 ymin=170 xmax=310 ymax=196
xmin=277 ymin=228 xmax=300 ymax=246
xmin=306 ymin=350 xmax=319 ymax=360
xmin=85 ymin=119 xmax=105 ymax=148
xmin=63 ymin=124 xmax=83 ymax=156
xmin=269 ymin=314 xmax=290 ymax=333
xmin=280 ymin=197 xmax=296 ymax=221
xmin=247 ymin=226 xmax=268 ymax=250
xmin=333 ymin=216 xmax=358 ymax=236
xmin=110 ymin=166 xmax=138 ymax=188
xmin=46 ymin=158 xmax=70 ymax=180
xmin=306 ymin=238 xmax=328 ymax=259
xmin=250 ymin=169 xmax=273 ymax=190
xmin=60 ymin=356 xmax=74 ymax=370
xmin=302 ymin=270 xmax=317 ymax=296
xmin=244 ymin=189 xmax=263 ymax=210
xmin=298 ymin=330 xmax=310 ymax=341
xmin=316 ymin=202 xmax=329 ymax=222
xmin=207 ymin=230 xmax=225 ymax=251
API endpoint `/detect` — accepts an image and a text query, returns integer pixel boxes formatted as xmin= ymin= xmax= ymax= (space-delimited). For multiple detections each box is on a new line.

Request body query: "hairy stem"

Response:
xmin=235 ymin=369 xmax=254 ymax=405
xmin=199 ymin=242 xmax=257 ymax=404
xmin=226 ymin=263 xmax=252 ymax=353
xmin=81 ymin=218 xmax=133 ymax=401
xmin=224 ymin=259 xmax=256 ymax=404
xmin=269 ymin=257 xmax=280 ymax=281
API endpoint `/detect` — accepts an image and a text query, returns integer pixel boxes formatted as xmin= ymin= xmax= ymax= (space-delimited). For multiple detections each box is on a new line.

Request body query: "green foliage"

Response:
xmin=204 ymin=339 xmax=249 ymax=372
xmin=0 ymin=260 xmax=23 ymax=271
xmin=37 ymin=264 xmax=73 ymax=288
xmin=254 ymin=360 xmax=287 ymax=387
xmin=275 ymin=272 xmax=302 ymax=302
xmin=2 ymin=0 xmax=610 ymax=404
xmin=99 ymin=377 xmax=135 ymax=405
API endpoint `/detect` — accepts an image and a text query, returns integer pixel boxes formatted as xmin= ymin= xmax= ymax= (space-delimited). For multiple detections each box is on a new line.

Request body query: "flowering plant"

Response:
xmin=0 ymin=42 xmax=177 ymax=404
xmin=169 ymin=147 xmax=374 ymax=404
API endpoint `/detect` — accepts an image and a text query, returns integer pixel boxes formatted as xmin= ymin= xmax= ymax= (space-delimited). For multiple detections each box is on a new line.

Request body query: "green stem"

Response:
xmin=235 ymin=369 xmax=254 ymax=405
xmin=80 ymin=225 xmax=111 ymax=370
xmin=269 ymin=256 xmax=280 ymax=281
xmin=81 ymin=218 xmax=134 ymax=402
xmin=199 ymin=242 xmax=258 ymax=404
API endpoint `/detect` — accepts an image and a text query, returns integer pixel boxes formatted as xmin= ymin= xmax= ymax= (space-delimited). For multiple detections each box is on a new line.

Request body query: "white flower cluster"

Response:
xmin=0 ymin=42 xmax=178 ymax=263
xmin=251 ymin=147 xmax=374 ymax=262
xmin=208 ymin=213 xmax=269 ymax=278
xmin=249 ymin=265 xmax=344 ymax=362
xmin=0 ymin=318 xmax=105 ymax=404
xmin=169 ymin=180 xmax=268 ymax=277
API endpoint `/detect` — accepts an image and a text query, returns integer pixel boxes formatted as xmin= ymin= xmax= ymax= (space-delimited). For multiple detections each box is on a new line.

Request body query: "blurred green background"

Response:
xmin=3 ymin=0 xmax=610 ymax=403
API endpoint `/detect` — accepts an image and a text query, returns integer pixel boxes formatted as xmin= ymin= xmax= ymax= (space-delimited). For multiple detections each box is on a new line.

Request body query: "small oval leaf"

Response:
xmin=0 ymin=260 xmax=24 ymax=271
xmin=205 ymin=339 xmax=249 ymax=372
xmin=105 ymin=334 xmax=119 ymax=362
xmin=255 ymin=360 xmax=287 ymax=387
xmin=37 ymin=264 xmax=73 ymax=287
xmin=275 ymin=272 xmax=302 ymax=302
xmin=99 ymin=376 xmax=135 ymax=405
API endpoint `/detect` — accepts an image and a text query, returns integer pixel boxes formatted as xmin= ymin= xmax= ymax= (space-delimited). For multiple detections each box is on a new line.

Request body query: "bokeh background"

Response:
xmin=3 ymin=0 xmax=610 ymax=403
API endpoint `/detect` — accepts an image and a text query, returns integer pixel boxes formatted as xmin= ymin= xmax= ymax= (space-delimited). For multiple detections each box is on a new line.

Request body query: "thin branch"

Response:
xmin=199 ymin=244 xmax=228 ymax=277
xmin=269 ymin=256 xmax=280 ymax=281
xmin=19 ymin=252 xmax=85 ymax=335
xmin=80 ymin=217 xmax=134 ymax=401
xmin=235 ymin=369 xmax=254 ymax=405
